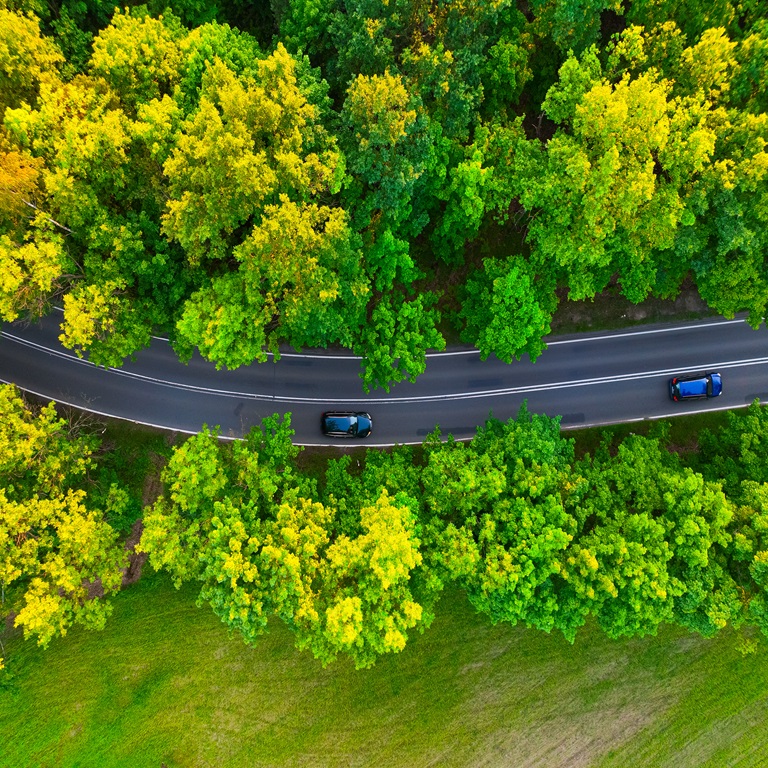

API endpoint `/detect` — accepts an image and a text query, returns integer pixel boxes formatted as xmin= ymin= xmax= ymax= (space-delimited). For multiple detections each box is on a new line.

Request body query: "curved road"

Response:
xmin=1 ymin=311 xmax=767 ymax=445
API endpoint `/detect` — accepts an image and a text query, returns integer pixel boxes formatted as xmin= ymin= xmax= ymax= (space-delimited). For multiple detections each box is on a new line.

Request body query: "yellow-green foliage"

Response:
xmin=0 ymin=385 xmax=126 ymax=653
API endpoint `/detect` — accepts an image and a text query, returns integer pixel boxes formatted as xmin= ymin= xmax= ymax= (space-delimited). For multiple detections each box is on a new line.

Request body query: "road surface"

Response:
xmin=1 ymin=311 xmax=767 ymax=445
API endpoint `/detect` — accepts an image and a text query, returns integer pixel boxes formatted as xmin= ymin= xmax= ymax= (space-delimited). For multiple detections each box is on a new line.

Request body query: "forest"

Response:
xmin=0 ymin=0 xmax=766 ymax=389
xmin=3 ymin=383 xmax=768 ymax=670
xmin=2 ymin=0 xmax=768 ymax=674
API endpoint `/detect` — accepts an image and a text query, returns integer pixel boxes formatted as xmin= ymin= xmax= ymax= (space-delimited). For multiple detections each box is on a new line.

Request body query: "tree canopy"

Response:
xmin=0 ymin=385 xmax=127 ymax=655
xmin=0 ymin=3 xmax=766 ymax=387
xmin=134 ymin=403 xmax=768 ymax=666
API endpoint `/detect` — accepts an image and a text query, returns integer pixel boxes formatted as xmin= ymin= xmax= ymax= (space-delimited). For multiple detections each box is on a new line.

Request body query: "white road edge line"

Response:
xmin=5 ymin=330 xmax=768 ymax=404
xmin=544 ymin=318 xmax=748 ymax=346
xmin=4 ymin=376 xmax=764 ymax=446
xmin=272 ymin=317 xmax=750 ymax=357
xmin=36 ymin=311 xmax=753 ymax=358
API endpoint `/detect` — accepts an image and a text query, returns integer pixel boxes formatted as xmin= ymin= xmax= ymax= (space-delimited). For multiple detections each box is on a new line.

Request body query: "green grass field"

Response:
xmin=2 ymin=568 xmax=768 ymax=768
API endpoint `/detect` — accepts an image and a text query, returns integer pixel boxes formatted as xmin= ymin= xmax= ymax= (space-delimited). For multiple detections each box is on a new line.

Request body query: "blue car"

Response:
xmin=668 ymin=372 xmax=723 ymax=401
xmin=321 ymin=411 xmax=372 ymax=438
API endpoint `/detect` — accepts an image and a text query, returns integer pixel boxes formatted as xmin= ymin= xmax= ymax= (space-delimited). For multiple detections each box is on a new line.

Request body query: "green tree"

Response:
xmin=430 ymin=119 xmax=527 ymax=264
xmin=340 ymin=70 xmax=431 ymax=235
xmin=322 ymin=445 xmax=422 ymax=536
xmin=479 ymin=19 xmax=533 ymax=121
xmin=599 ymin=26 xmax=768 ymax=323
xmin=529 ymin=0 xmax=622 ymax=55
xmin=457 ymin=256 xmax=556 ymax=363
xmin=353 ymin=291 xmax=445 ymax=393
xmin=699 ymin=401 xmax=768 ymax=500
xmin=276 ymin=0 xmax=344 ymax=84
xmin=421 ymin=407 xmax=582 ymax=636
xmin=684 ymin=111 xmax=768 ymax=326
xmin=562 ymin=433 xmax=738 ymax=640
xmin=174 ymin=20 xmax=263 ymax=114
xmin=175 ymin=200 xmax=368 ymax=366
xmin=139 ymin=416 xmax=303 ymax=594
xmin=726 ymin=482 xmax=768 ymax=637
xmin=733 ymin=20 xmax=768 ymax=113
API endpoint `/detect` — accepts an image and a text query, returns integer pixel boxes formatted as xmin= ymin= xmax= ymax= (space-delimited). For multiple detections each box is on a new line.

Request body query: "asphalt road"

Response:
xmin=1 ymin=311 xmax=767 ymax=445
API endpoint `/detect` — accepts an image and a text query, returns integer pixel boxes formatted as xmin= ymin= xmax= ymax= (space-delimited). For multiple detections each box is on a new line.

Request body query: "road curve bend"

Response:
xmin=1 ymin=312 xmax=767 ymax=445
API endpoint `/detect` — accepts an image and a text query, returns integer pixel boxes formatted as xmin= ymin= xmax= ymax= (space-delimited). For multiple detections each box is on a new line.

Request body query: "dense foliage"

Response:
xmin=0 ymin=1 xmax=765 ymax=387
xmin=0 ymin=385 xmax=128 ymax=658
xmin=4 ymin=382 xmax=768 ymax=669
xmin=140 ymin=401 xmax=768 ymax=668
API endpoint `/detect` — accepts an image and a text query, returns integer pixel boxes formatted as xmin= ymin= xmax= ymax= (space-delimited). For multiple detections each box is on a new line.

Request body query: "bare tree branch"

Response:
xmin=22 ymin=199 xmax=72 ymax=234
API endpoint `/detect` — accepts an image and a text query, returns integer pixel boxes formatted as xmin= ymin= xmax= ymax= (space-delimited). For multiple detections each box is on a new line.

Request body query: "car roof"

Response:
xmin=674 ymin=372 xmax=722 ymax=397
xmin=678 ymin=378 xmax=708 ymax=395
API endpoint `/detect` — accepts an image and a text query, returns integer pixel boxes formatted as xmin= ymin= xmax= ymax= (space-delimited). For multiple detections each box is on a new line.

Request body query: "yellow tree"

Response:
xmin=0 ymin=385 xmax=127 ymax=657
xmin=163 ymin=45 xmax=344 ymax=264
xmin=294 ymin=489 xmax=425 ymax=668
xmin=0 ymin=224 xmax=66 ymax=321
xmin=0 ymin=9 xmax=63 ymax=116
xmin=0 ymin=149 xmax=43 ymax=233
xmin=140 ymin=421 xmax=430 ymax=668
xmin=163 ymin=45 xmax=367 ymax=364
xmin=3 ymin=10 xmax=191 ymax=367
xmin=1 ymin=490 xmax=125 ymax=648
xmin=89 ymin=9 xmax=182 ymax=114
xmin=521 ymin=47 xmax=717 ymax=301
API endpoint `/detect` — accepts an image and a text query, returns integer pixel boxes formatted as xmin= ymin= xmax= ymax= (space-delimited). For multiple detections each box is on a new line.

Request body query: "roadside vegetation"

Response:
xmin=3 ymin=384 xmax=768 ymax=674
xmin=0 ymin=0 xmax=766 ymax=391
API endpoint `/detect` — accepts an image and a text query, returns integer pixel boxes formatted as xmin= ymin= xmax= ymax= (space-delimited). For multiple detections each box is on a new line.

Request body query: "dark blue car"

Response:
xmin=668 ymin=372 xmax=723 ymax=401
xmin=321 ymin=411 xmax=373 ymax=438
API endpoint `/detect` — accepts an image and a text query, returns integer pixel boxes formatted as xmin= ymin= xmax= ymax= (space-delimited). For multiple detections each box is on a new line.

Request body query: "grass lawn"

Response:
xmin=2 ymin=569 xmax=768 ymax=768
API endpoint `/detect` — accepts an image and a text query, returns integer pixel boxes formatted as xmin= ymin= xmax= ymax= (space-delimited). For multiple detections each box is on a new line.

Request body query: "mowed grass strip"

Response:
xmin=2 ymin=570 xmax=768 ymax=768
